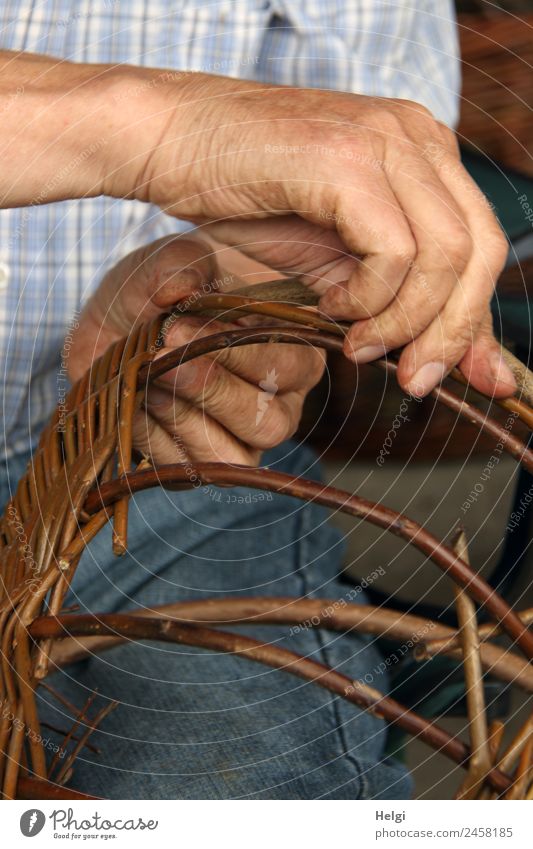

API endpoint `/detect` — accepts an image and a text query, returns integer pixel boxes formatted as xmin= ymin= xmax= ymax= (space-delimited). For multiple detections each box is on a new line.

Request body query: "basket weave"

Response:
xmin=1 ymin=290 xmax=533 ymax=801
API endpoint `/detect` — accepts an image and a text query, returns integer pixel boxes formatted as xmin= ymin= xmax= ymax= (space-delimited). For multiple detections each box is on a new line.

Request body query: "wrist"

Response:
xmin=102 ymin=68 xmax=269 ymax=216
xmin=96 ymin=65 xmax=207 ymax=203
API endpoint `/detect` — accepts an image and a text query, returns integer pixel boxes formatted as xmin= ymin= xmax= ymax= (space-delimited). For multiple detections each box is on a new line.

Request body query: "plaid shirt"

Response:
xmin=0 ymin=0 xmax=459 ymax=459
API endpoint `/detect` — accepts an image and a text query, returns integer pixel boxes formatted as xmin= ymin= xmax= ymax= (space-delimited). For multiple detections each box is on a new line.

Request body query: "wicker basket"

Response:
xmin=1 ymin=288 xmax=533 ymax=801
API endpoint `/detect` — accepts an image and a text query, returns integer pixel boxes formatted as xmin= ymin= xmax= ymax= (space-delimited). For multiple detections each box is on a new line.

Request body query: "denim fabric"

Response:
xmin=1 ymin=442 xmax=412 ymax=800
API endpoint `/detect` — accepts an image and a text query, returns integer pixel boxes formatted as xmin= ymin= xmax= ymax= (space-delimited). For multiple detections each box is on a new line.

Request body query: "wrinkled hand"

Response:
xmin=67 ymin=235 xmax=325 ymax=466
xmin=110 ymin=75 xmax=514 ymax=398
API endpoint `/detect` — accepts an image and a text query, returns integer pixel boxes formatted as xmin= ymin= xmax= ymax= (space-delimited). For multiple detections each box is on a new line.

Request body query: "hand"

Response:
xmin=108 ymin=74 xmax=514 ymax=399
xmin=67 ymin=234 xmax=325 ymax=466
xmin=1 ymin=54 xmax=513 ymax=399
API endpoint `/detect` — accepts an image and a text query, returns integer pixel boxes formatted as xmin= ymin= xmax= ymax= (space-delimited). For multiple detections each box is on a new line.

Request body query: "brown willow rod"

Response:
xmin=177 ymin=291 xmax=346 ymax=334
xmin=476 ymin=721 xmax=508 ymax=800
xmin=423 ymin=607 xmax=533 ymax=657
xmin=47 ymin=690 xmax=98 ymax=781
xmin=83 ymin=460 xmax=533 ymax=661
xmin=53 ymin=700 xmax=118 ymax=786
xmin=46 ymin=598 xmax=533 ymax=693
xmin=56 ymin=311 xmax=533 ymax=445
xmin=506 ymin=736 xmax=533 ymax=800
xmin=28 ymin=613 xmax=512 ymax=794
xmin=136 ymin=327 xmax=533 ymax=475
xmin=452 ymin=367 xmax=533 ymax=430
xmin=177 ymin=286 xmax=533 ymax=422
xmin=16 ymin=775 xmax=100 ymax=800
xmin=376 ymin=359 xmax=533 ymax=472
xmin=452 ymin=530 xmax=491 ymax=801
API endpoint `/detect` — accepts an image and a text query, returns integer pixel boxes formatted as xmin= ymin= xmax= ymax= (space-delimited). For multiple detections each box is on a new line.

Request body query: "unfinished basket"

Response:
xmin=1 ymin=284 xmax=533 ymax=801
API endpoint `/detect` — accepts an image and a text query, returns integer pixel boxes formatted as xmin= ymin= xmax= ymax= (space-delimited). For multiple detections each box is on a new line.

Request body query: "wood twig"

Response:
xmin=452 ymin=528 xmax=492 ymax=800
xmin=28 ymin=613 xmax=514 ymax=795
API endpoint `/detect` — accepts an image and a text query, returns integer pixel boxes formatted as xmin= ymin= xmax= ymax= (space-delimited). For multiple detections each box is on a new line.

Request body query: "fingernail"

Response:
xmin=406 ymin=362 xmax=447 ymax=398
xmin=350 ymin=345 xmax=388 ymax=364
xmin=489 ymin=351 xmax=516 ymax=393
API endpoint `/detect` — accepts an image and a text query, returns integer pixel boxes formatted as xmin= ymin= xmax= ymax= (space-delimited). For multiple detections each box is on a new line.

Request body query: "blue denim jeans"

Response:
xmin=1 ymin=442 xmax=412 ymax=800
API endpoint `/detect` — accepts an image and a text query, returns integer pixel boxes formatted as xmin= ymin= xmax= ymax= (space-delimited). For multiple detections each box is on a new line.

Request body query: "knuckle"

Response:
xmin=391 ymin=235 xmax=417 ymax=268
xmin=374 ymin=310 xmax=418 ymax=347
xmin=485 ymin=227 xmax=508 ymax=272
xmin=435 ymin=225 xmax=472 ymax=271
xmin=395 ymin=99 xmax=434 ymax=120
xmin=150 ymin=394 xmax=191 ymax=435
xmin=153 ymin=235 xmax=210 ymax=282
xmin=161 ymin=235 xmax=203 ymax=261
xmin=253 ymin=419 xmax=288 ymax=450
xmin=372 ymin=108 xmax=404 ymax=136
xmin=253 ymin=401 xmax=300 ymax=449
xmin=445 ymin=320 xmax=478 ymax=354
xmin=168 ymin=402 xmax=195 ymax=432
xmin=438 ymin=124 xmax=460 ymax=154
xmin=140 ymin=236 xmax=177 ymax=273
xmin=196 ymin=363 xmax=230 ymax=409
xmin=382 ymin=310 xmax=422 ymax=347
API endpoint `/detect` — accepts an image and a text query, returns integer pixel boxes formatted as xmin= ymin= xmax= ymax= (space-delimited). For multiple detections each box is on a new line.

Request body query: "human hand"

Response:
xmin=110 ymin=74 xmax=513 ymax=398
xmin=3 ymin=54 xmax=511 ymax=400
xmin=67 ymin=234 xmax=325 ymax=466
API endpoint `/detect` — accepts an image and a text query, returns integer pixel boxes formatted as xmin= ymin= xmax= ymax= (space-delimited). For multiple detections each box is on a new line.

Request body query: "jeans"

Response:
xmin=1 ymin=441 xmax=412 ymax=800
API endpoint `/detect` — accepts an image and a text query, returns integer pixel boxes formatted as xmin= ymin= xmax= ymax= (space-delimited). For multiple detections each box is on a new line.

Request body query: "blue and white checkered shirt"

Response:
xmin=0 ymin=1 xmax=459 ymax=459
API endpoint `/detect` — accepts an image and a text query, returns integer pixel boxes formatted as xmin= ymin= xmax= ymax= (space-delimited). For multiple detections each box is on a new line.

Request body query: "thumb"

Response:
xmin=144 ymin=235 xmax=220 ymax=309
xmin=88 ymin=235 xmax=220 ymax=337
xmin=459 ymin=312 xmax=516 ymax=398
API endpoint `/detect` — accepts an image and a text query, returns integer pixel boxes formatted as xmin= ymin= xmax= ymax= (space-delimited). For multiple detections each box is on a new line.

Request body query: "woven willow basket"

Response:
xmin=1 ymin=285 xmax=533 ymax=801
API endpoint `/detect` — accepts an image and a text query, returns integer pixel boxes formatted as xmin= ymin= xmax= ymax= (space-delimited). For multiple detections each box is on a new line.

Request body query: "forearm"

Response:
xmin=0 ymin=50 xmax=262 ymax=215
xmin=0 ymin=50 xmax=205 ymax=208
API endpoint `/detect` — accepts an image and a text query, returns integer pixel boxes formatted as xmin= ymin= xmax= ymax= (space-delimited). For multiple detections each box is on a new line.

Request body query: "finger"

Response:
xmin=397 ymin=151 xmax=510 ymax=396
xmin=396 ymin=273 xmax=509 ymax=397
xmin=135 ymin=391 xmax=260 ymax=466
xmin=163 ymin=315 xmax=326 ymax=394
xmin=459 ymin=313 xmax=516 ymax=398
xmin=90 ymin=235 xmax=220 ymax=338
xmin=153 ymin=348 xmax=305 ymax=450
xmin=206 ymin=216 xmax=359 ymax=294
xmin=211 ymin=171 xmax=418 ymax=319
xmin=142 ymin=235 xmax=220 ymax=308
xmin=316 ymin=174 xmax=417 ymax=319
xmin=344 ymin=147 xmax=472 ymax=362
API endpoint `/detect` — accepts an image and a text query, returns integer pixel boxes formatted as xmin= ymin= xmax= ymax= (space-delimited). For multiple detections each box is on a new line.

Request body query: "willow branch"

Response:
xmin=46 ymin=597 xmax=533 ymax=693
xmin=452 ymin=530 xmax=491 ymax=800
xmin=28 ymin=612 xmax=513 ymax=794
xmin=83 ymin=464 xmax=533 ymax=661
xmin=421 ymin=607 xmax=533 ymax=657
xmin=17 ymin=775 xmax=101 ymax=800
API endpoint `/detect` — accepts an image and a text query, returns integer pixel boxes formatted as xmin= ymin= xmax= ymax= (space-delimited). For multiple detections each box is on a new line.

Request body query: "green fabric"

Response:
xmin=462 ymin=148 xmax=533 ymax=241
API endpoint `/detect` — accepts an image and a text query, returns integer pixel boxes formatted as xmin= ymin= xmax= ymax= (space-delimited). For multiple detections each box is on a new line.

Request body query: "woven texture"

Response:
xmin=1 ymin=293 xmax=533 ymax=801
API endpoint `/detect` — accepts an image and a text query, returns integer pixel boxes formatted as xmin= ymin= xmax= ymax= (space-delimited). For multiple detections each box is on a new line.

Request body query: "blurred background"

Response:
xmin=297 ymin=0 xmax=533 ymax=798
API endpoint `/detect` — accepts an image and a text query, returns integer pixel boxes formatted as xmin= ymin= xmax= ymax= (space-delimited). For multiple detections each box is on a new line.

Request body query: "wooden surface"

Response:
xmin=457 ymin=12 xmax=533 ymax=176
